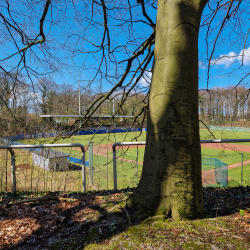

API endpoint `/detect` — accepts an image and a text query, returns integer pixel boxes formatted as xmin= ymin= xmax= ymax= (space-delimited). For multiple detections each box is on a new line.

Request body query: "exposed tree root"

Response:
xmin=68 ymin=215 xmax=104 ymax=233
xmin=68 ymin=203 xmax=131 ymax=234
xmin=4 ymin=195 xmax=79 ymax=207
xmin=120 ymin=206 xmax=131 ymax=224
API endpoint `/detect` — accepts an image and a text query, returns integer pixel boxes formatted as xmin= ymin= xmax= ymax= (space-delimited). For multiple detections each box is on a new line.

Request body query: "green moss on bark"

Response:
xmin=129 ymin=0 xmax=208 ymax=220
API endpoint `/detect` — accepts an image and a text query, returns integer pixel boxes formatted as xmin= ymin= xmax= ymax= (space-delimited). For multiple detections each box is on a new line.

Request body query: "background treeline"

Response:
xmin=2 ymin=72 xmax=250 ymax=138
xmin=199 ymin=86 xmax=250 ymax=123
xmin=0 ymin=75 xmax=147 ymax=137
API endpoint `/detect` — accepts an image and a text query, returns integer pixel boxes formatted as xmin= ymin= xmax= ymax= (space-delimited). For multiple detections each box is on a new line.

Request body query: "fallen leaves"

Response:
xmin=0 ymin=217 xmax=38 ymax=248
xmin=0 ymin=190 xmax=128 ymax=249
xmin=0 ymin=187 xmax=250 ymax=249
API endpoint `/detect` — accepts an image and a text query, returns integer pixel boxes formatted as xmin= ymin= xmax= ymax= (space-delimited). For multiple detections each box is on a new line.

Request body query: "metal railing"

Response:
xmin=3 ymin=138 xmax=250 ymax=193
xmin=0 ymin=143 xmax=86 ymax=194
xmin=112 ymin=141 xmax=146 ymax=190
xmin=112 ymin=139 xmax=250 ymax=190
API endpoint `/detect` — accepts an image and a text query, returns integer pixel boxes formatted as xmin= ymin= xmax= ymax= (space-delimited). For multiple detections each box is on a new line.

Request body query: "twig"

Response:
xmin=5 ymin=195 xmax=79 ymax=207
xmin=107 ymin=204 xmax=120 ymax=213
xmin=47 ymin=215 xmax=66 ymax=223
xmin=231 ymin=235 xmax=244 ymax=241
xmin=217 ymin=227 xmax=229 ymax=232
xmin=69 ymin=215 xmax=104 ymax=233
xmin=120 ymin=206 xmax=131 ymax=224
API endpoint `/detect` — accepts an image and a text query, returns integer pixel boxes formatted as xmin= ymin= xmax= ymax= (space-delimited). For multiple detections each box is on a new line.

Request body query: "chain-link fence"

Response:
xmin=0 ymin=144 xmax=86 ymax=193
xmin=83 ymin=143 xmax=142 ymax=190
xmin=0 ymin=142 xmax=143 ymax=193
xmin=112 ymin=142 xmax=250 ymax=189
xmin=202 ymin=158 xmax=228 ymax=187
xmin=2 ymin=139 xmax=250 ymax=193
xmin=201 ymin=151 xmax=250 ymax=187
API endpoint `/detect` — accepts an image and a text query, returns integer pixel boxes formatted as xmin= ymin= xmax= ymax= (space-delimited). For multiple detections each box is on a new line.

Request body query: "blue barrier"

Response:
xmin=1 ymin=127 xmax=147 ymax=166
xmin=68 ymin=156 xmax=89 ymax=166
xmin=4 ymin=128 xmax=147 ymax=142
xmin=2 ymin=139 xmax=85 ymax=165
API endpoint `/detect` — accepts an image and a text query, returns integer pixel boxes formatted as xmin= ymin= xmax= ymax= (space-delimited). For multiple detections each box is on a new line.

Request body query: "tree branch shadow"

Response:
xmin=1 ymin=186 xmax=250 ymax=249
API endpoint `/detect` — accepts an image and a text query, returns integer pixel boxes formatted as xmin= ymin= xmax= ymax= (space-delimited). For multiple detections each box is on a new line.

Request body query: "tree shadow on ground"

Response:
xmin=1 ymin=186 xmax=250 ymax=249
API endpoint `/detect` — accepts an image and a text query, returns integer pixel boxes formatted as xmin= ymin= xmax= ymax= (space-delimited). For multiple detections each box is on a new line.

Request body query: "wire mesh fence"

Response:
xmin=202 ymin=158 xmax=228 ymax=187
xmin=84 ymin=143 xmax=141 ymax=191
xmin=201 ymin=150 xmax=250 ymax=187
xmin=0 ymin=144 xmax=87 ymax=193
xmin=2 ymin=140 xmax=250 ymax=193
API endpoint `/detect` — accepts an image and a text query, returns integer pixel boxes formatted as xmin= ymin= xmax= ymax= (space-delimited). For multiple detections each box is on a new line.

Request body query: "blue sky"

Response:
xmin=198 ymin=0 xmax=250 ymax=90
xmin=1 ymin=1 xmax=250 ymax=94
xmin=133 ymin=1 xmax=250 ymax=91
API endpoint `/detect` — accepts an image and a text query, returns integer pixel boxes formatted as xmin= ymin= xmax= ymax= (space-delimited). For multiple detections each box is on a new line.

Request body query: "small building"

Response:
xmin=32 ymin=149 xmax=69 ymax=172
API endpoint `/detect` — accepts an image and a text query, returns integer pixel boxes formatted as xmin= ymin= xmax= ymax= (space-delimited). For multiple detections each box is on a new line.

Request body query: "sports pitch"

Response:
xmin=5 ymin=128 xmax=250 ymax=191
xmin=17 ymin=128 xmax=250 ymax=170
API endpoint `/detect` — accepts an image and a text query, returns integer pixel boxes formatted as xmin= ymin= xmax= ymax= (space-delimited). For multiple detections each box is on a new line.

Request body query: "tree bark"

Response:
xmin=129 ymin=0 xmax=208 ymax=219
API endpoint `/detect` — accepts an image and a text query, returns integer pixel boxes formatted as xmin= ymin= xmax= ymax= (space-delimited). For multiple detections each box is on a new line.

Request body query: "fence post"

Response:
xmin=113 ymin=148 xmax=117 ymax=191
xmin=5 ymin=150 xmax=8 ymax=192
xmin=82 ymin=151 xmax=86 ymax=192
xmin=241 ymin=153 xmax=243 ymax=186
xmin=8 ymin=149 xmax=16 ymax=194
xmin=89 ymin=141 xmax=94 ymax=186
xmin=107 ymin=146 xmax=109 ymax=190
xmin=136 ymin=145 xmax=138 ymax=185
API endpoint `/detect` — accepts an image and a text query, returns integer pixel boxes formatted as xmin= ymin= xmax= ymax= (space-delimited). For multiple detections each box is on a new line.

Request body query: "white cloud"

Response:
xmin=211 ymin=51 xmax=237 ymax=68
xmin=199 ymin=60 xmax=206 ymax=69
xmin=139 ymin=70 xmax=152 ymax=87
xmin=210 ymin=47 xmax=250 ymax=68
xmin=237 ymin=47 xmax=250 ymax=65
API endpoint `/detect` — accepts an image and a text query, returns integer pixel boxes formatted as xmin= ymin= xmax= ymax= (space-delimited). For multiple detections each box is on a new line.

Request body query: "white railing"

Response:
xmin=112 ymin=139 xmax=250 ymax=190
xmin=0 ymin=143 xmax=85 ymax=194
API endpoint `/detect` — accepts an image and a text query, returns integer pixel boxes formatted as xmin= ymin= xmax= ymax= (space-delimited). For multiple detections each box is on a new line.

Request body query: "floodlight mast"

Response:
xmin=79 ymin=76 xmax=81 ymax=128
xmin=113 ymin=92 xmax=116 ymax=127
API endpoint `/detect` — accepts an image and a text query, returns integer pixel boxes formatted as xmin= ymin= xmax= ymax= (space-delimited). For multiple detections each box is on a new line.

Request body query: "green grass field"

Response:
xmin=200 ymin=129 xmax=250 ymax=146
xmin=17 ymin=131 xmax=146 ymax=146
xmin=85 ymin=153 xmax=141 ymax=190
xmin=17 ymin=128 xmax=250 ymax=147
xmin=228 ymin=164 xmax=250 ymax=187
xmin=116 ymin=146 xmax=250 ymax=170
xmin=200 ymin=128 xmax=250 ymax=140
xmin=12 ymin=128 xmax=250 ymax=191
xmin=17 ymin=128 xmax=250 ymax=171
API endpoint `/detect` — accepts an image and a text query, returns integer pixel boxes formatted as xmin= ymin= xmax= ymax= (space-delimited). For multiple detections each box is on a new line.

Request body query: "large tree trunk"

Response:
xmin=129 ymin=0 xmax=208 ymax=219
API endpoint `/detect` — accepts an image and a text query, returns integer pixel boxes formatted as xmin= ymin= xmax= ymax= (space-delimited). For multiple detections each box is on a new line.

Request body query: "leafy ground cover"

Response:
xmin=1 ymin=187 xmax=250 ymax=249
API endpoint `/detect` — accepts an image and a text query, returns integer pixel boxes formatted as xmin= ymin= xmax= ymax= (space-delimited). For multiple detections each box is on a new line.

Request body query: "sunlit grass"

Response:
xmin=8 ymin=129 xmax=250 ymax=191
xmin=228 ymin=164 xmax=250 ymax=186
